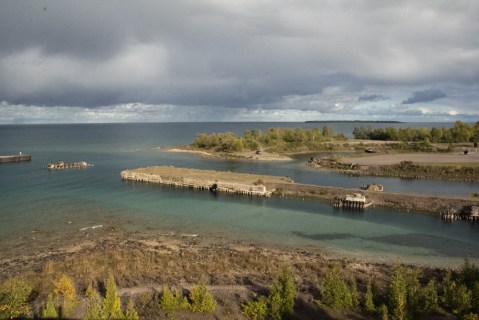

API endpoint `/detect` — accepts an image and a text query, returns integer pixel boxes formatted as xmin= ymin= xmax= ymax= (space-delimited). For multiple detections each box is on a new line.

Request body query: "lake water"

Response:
xmin=1 ymin=122 xmax=478 ymax=267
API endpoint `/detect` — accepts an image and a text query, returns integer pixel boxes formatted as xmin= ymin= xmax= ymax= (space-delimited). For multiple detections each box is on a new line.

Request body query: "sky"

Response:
xmin=1 ymin=1 xmax=478 ymax=124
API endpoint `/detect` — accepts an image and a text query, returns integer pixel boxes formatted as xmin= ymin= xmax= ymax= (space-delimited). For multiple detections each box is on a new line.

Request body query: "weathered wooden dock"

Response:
xmin=332 ymin=193 xmax=373 ymax=210
xmin=121 ymin=166 xmax=294 ymax=197
xmin=0 ymin=154 xmax=31 ymax=163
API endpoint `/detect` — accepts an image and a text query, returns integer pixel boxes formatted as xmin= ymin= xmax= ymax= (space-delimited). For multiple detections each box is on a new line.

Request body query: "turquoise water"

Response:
xmin=1 ymin=122 xmax=478 ymax=267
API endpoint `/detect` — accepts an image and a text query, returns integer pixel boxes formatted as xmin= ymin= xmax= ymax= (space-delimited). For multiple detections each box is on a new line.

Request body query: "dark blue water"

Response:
xmin=1 ymin=122 xmax=478 ymax=266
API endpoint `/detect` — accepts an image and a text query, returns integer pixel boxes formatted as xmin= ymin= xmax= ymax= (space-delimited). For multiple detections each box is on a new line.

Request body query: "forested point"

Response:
xmin=353 ymin=121 xmax=479 ymax=143
xmin=192 ymin=126 xmax=346 ymax=153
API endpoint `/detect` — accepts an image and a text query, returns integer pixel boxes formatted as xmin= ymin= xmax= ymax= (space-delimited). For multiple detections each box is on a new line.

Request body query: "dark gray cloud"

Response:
xmin=358 ymin=94 xmax=389 ymax=102
xmin=0 ymin=1 xmax=478 ymax=122
xmin=401 ymin=89 xmax=447 ymax=105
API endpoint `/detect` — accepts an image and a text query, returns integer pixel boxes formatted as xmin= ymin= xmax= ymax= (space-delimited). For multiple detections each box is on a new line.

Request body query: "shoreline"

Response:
xmin=165 ymin=146 xmax=292 ymax=161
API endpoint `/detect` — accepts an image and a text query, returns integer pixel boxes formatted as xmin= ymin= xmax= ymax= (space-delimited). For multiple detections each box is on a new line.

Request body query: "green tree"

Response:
xmin=350 ymin=277 xmax=359 ymax=311
xmin=43 ymin=293 xmax=58 ymax=319
xmin=268 ymin=266 xmax=296 ymax=320
xmin=84 ymin=283 xmax=105 ymax=320
xmin=389 ymin=263 xmax=408 ymax=320
xmin=364 ymin=279 xmax=375 ymax=313
xmin=320 ymin=265 xmax=352 ymax=309
xmin=190 ymin=282 xmax=216 ymax=313
xmin=242 ymin=296 xmax=268 ymax=320
xmin=124 ymin=299 xmax=139 ymax=320
xmin=104 ymin=273 xmax=123 ymax=319
xmin=379 ymin=304 xmax=389 ymax=320
xmin=422 ymin=279 xmax=439 ymax=313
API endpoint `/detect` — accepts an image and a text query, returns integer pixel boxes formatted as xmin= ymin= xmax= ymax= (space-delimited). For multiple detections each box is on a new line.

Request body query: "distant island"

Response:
xmin=305 ymin=120 xmax=402 ymax=123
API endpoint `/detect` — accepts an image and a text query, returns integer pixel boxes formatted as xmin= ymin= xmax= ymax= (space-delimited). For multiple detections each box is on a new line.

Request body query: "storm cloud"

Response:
xmin=0 ymin=1 xmax=478 ymax=123
xmin=402 ymin=89 xmax=447 ymax=105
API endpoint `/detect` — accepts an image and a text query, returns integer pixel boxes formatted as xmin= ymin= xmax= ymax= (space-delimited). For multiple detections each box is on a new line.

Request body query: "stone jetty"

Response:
xmin=121 ymin=166 xmax=479 ymax=219
xmin=0 ymin=154 xmax=31 ymax=163
xmin=121 ymin=166 xmax=293 ymax=197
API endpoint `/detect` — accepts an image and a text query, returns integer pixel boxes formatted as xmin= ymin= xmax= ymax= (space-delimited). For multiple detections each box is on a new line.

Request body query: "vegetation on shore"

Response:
xmin=353 ymin=121 xmax=479 ymax=143
xmin=1 ymin=234 xmax=479 ymax=320
xmin=192 ymin=126 xmax=347 ymax=153
xmin=315 ymin=158 xmax=479 ymax=182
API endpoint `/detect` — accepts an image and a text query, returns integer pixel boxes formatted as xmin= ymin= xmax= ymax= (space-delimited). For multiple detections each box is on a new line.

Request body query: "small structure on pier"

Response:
xmin=332 ymin=193 xmax=370 ymax=210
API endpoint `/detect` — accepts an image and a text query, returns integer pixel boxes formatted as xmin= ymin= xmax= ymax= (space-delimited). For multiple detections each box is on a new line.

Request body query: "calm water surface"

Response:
xmin=1 ymin=122 xmax=478 ymax=267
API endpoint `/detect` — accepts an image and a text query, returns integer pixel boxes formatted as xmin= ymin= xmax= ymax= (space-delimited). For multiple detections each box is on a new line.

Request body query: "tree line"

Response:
xmin=193 ymin=126 xmax=346 ymax=152
xmin=353 ymin=121 xmax=479 ymax=143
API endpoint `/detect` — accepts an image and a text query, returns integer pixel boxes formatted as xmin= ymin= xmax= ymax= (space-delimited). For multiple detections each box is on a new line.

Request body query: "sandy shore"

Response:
xmin=166 ymin=147 xmax=292 ymax=161
xmin=339 ymin=151 xmax=479 ymax=166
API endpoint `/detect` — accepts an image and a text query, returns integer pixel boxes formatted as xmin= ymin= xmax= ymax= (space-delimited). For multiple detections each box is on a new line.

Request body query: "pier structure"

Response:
xmin=332 ymin=193 xmax=370 ymax=210
xmin=121 ymin=166 xmax=294 ymax=197
xmin=47 ymin=161 xmax=93 ymax=169
xmin=0 ymin=154 xmax=31 ymax=163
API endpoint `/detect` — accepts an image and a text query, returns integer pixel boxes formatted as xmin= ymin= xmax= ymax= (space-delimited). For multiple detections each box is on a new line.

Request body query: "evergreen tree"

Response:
xmin=320 ymin=265 xmax=352 ymax=309
xmin=268 ymin=266 xmax=295 ymax=319
xmin=190 ymin=282 xmax=216 ymax=313
xmin=84 ymin=283 xmax=105 ymax=320
xmin=364 ymin=279 xmax=375 ymax=313
xmin=42 ymin=293 xmax=58 ymax=319
xmin=350 ymin=277 xmax=360 ymax=311
xmin=422 ymin=279 xmax=439 ymax=313
xmin=124 ymin=299 xmax=139 ymax=320
xmin=389 ymin=263 xmax=408 ymax=320
xmin=103 ymin=273 xmax=123 ymax=319
xmin=379 ymin=304 xmax=389 ymax=320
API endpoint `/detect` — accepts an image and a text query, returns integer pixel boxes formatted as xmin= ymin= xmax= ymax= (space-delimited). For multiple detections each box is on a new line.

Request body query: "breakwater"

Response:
xmin=267 ymin=182 xmax=479 ymax=216
xmin=121 ymin=166 xmax=294 ymax=197
xmin=121 ymin=166 xmax=479 ymax=216
xmin=0 ymin=154 xmax=31 ymax=163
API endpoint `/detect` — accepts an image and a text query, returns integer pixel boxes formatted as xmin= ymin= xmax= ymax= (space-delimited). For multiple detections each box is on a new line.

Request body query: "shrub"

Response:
xmin=159 ymin=285 xmax=190 ymax=318
xmin=422 ymin=279 xmax=439 ymax=312
xmin=242 ymin=296 xmax=268 ymax=320
xmin=0 ymin=277 xmax=32 ymax=319
xmin=190 ymin=283 xmax=216 ymax=313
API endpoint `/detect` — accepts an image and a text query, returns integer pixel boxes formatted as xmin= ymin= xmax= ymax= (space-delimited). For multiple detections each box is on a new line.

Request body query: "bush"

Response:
xmin=190 ymin=283 xmax=216 ymax=313
xmin=242 ymin=296 xmax=268 ymax=320
xmin=0 ymin=277 xmax=32 ymax=319
xmin=159 ymin=285 xmax=189 ymax=318
xmin=364 ymin=279 xmax=375 ymax=313
xmin=388 ymin=263 xmax=408 ymax=320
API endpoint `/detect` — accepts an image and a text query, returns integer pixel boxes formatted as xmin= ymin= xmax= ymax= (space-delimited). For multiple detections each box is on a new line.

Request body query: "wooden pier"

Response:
xmin=332 ymin=193 xmax=372 ymax=210
xmin=0 ymin=154 xmax=31 ymax=163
